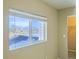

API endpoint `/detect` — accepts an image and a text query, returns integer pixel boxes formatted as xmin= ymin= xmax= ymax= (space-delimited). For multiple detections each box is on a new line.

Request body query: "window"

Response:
xmin=9 ymin=9 xmax=47 ymax=50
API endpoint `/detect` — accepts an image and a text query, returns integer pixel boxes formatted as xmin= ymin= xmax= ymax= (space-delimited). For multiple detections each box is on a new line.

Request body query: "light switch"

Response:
xmin=63 ymin=34 xmax=66 ymax=38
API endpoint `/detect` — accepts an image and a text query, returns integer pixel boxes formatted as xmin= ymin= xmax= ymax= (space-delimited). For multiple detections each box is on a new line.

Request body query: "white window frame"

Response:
xmin=9 ymin=9 xmax=47 ymax=50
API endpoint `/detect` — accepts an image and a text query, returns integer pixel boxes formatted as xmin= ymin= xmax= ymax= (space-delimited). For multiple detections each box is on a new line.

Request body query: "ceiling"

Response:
xmin=42 ymin=0 xmax=76 ymax=9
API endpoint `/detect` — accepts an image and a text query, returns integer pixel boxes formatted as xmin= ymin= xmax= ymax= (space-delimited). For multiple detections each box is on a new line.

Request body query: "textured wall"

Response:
xmin=3 ymin=0 xmax=58 ymax=59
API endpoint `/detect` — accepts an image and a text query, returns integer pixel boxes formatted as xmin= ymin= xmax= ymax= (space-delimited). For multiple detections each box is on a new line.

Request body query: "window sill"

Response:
xmin=9 ymin=40 xmax=47 ymax=51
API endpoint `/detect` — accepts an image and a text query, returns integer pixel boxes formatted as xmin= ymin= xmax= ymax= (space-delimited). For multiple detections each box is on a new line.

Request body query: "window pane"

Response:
xmin=14 ymin=16 xmax=30 ymax=48
xmin=9 ymin=16 xmax=30 ymax=50
xmin=9 ymin=15 xmax=16 ymax=50
xmin=32 ymin=19 xmax=44 ymax=42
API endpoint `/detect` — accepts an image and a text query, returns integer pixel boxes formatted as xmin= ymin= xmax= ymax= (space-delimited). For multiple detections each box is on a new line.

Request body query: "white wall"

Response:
xmin=3 ymin=0 xmax=58 ymax=59
xmin=58 ymin=7 xmax=76 ymax=59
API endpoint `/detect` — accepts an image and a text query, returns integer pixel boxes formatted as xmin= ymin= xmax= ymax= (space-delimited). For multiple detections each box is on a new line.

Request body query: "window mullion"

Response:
xmin=45 ymin=21 xmax=47 ymax=41
xmin=14 ymin=15 xmax=16 ymax=49
xmin=29 ymin=18 xmax=32 ymax=43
